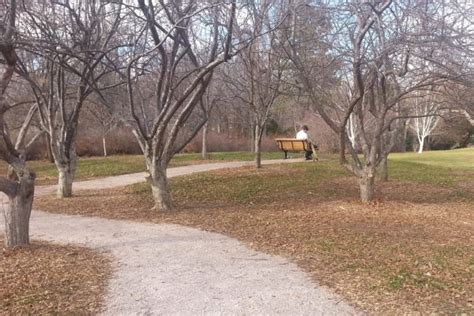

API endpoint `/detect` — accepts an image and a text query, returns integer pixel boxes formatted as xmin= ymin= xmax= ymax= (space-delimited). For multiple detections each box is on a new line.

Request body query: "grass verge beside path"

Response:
xmin=0 ymin=151 xmax=284 ymax=185
xmin=35 ymin=150 xmax=474 ymax=314
xmin=0 ymin=238 xmax=111 ymax=314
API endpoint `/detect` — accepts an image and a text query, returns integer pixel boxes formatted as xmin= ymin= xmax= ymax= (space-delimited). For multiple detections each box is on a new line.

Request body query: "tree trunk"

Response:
xmin=52 ymin=140 xmax=77 ymax=198
xmin=379 ymin=155 xmax=389 ymax=182
xmin=249 ymin=122 xmax=255 ymax=152
xmin=3 ymin=174 xmax=35 ymax=247
xmin=255 ymin=141 xmax=262 ymax=168
xmin=201 ymin=121 xmax=209 ymax=160
xmin=418 ymin=137 xmax=425 ymax=154
xmin=255 ymin=125 xmax=262 ymax=169
xmin=44 ymin=134 xmax=54 ymax=163
xmin=102 ymin=134 xmax=108 ymax=157
xmin=57 ymin=161 xmax=76 ymax=198
xmin=401 ymin=121 xmax=409 ymax=152
xmin=149 ymin=165 xmax=173 ymax=211
xmin=359 ymin=172 xmax=375 ymax=202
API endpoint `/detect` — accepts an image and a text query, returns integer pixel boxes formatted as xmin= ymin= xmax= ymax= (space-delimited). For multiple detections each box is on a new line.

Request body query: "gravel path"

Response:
xmin=35 ymin=158 xmax=302 ymax=195
xmin=1 ymin=159 xmax=358 ymax=315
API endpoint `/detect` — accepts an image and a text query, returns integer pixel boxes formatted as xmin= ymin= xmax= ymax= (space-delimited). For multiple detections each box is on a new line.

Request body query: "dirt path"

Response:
xmin=2 ymin=159 xmax=358 ymax=315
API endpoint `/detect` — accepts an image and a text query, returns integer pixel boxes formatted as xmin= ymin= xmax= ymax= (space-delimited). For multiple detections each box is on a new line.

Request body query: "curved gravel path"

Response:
xmin=1 ymin=159 xmax=358 ymax=315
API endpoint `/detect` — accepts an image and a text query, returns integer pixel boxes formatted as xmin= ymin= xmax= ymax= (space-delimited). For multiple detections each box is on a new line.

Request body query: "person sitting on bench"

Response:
xmin=296 ymin=125 xmax=314 ymax=160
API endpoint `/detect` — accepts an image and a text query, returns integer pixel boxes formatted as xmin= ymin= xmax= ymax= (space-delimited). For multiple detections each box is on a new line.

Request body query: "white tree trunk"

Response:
xmin=411 ymin=96 xmax=440 ymax=154
xmin=347 ymin=113 xmax=357 ymax=149
xmin=102 ymin=135 xmax=108 ymax=157
xmin=3 ymin=176 xmax=35 ymax=247
xmin=57 ymin=161 xmax=76 ymax=198
xmin=417 ymin=137 xmax=425 ymax=154
xmin=201 ymin=121 xmax=209 ymax=160
xmin=51 ymin=140 xmax=77 ymax=198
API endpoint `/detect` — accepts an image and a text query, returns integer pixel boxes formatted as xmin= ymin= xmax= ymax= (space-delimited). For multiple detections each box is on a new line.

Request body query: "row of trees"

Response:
xmin=1 ymin=0 xmax=247 ymax=246
xmin=1 ymin=0 xmax=473 ymax=247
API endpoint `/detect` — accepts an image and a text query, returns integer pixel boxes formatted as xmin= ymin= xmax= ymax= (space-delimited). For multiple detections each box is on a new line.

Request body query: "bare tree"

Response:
xmin=441 ymin=81 xmax=474 ymax=127
xmin=0 ymin=0 xmax=41 ymax=247
xmin=286 ymin=0 xmax=471 ymax=201
xmin=200 ymin=78 xmax=223 ymax=160
xmin=117 ymin=0 xmax=242 ymax=211
xmin=225 ymin=0 xmax=286 ymax=168
xmin=85 ymin=99 xmax=119 ymax=157
xmin=17 ymin=0 xmax=124 ymax=197
xmin=410 ymin=93 xmax=441 ymax=153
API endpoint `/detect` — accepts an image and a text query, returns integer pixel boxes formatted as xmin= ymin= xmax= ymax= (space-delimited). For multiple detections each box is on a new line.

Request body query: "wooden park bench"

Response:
xmin=275 ymin=138 xmax=319 ymax=161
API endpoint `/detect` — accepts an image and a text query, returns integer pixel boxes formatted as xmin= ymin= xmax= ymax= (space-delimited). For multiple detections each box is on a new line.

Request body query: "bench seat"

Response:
xmin=275 ymin=138 xmax=318 ymax=160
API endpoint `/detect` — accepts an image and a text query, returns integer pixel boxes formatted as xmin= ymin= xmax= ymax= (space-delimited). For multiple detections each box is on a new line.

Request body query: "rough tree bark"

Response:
xmin=149 ymin=165 xmax=172 ymax=211
xmin=359 ymin=170 xmax=376 ymax=202
xmin=56 ymin=160 xmax=76 ymax=198
xmin=2 ymin=173 xmax=35 ymax=247
xmin=144 ymin=147 xmax=172 ymax=210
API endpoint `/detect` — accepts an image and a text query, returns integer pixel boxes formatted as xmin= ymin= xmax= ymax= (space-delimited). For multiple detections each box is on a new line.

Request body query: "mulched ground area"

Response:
xmin=34 ymin=164 xmax=474 ymax=314
xmin=0 ymin=238 xmax=111 ymax=314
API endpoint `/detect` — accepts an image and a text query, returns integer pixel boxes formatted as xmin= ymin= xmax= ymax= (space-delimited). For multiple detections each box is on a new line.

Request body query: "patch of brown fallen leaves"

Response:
xmin=34 ymin=167 xmax=474 ymax=314
xmin=0 ymin=238 xmax=111 ymax=314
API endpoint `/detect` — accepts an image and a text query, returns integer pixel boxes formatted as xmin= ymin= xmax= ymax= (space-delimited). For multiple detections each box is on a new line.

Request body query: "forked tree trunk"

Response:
xmin=149 ymin=164 xmax=172 ymax=211
xmin=417 ymin=137 xmax=425 ymax=153
xmin=57 ymin=160 xmax=76 ymax=198
xmin=3 ymin=173 xmax=35 ymax=247
xmin=202 ymin=121 xmax=209 ymax=160
xmin=359 ymin=171 xmax=376 ymax=202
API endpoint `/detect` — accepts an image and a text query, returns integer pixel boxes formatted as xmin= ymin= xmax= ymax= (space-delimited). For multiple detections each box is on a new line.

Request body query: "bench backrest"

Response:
xmin=275 ymin=138 xmax=310 ymax=151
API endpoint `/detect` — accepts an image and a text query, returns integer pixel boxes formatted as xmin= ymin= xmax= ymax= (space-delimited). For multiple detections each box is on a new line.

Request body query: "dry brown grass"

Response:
xmin=34 ymin=163 xmax=474 ymax=314
xmin=0 ymin=238 xmax=111 ymax=314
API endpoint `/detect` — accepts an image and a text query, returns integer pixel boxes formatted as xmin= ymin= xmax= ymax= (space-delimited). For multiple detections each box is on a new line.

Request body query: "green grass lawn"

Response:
xmin=389 ymin=148 xmax=474 ymax=187
xmin=390 ymin=148 xmax=474 ymax=171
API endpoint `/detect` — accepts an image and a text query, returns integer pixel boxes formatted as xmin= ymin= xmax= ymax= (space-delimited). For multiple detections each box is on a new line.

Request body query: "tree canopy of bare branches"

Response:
xmin=17 ymin=0 xmax=125 ymax=197
xmin=116 ymin=0 xmax=241 ymax=210
xmin=285 ymin=0 xmax=473 ymax=201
